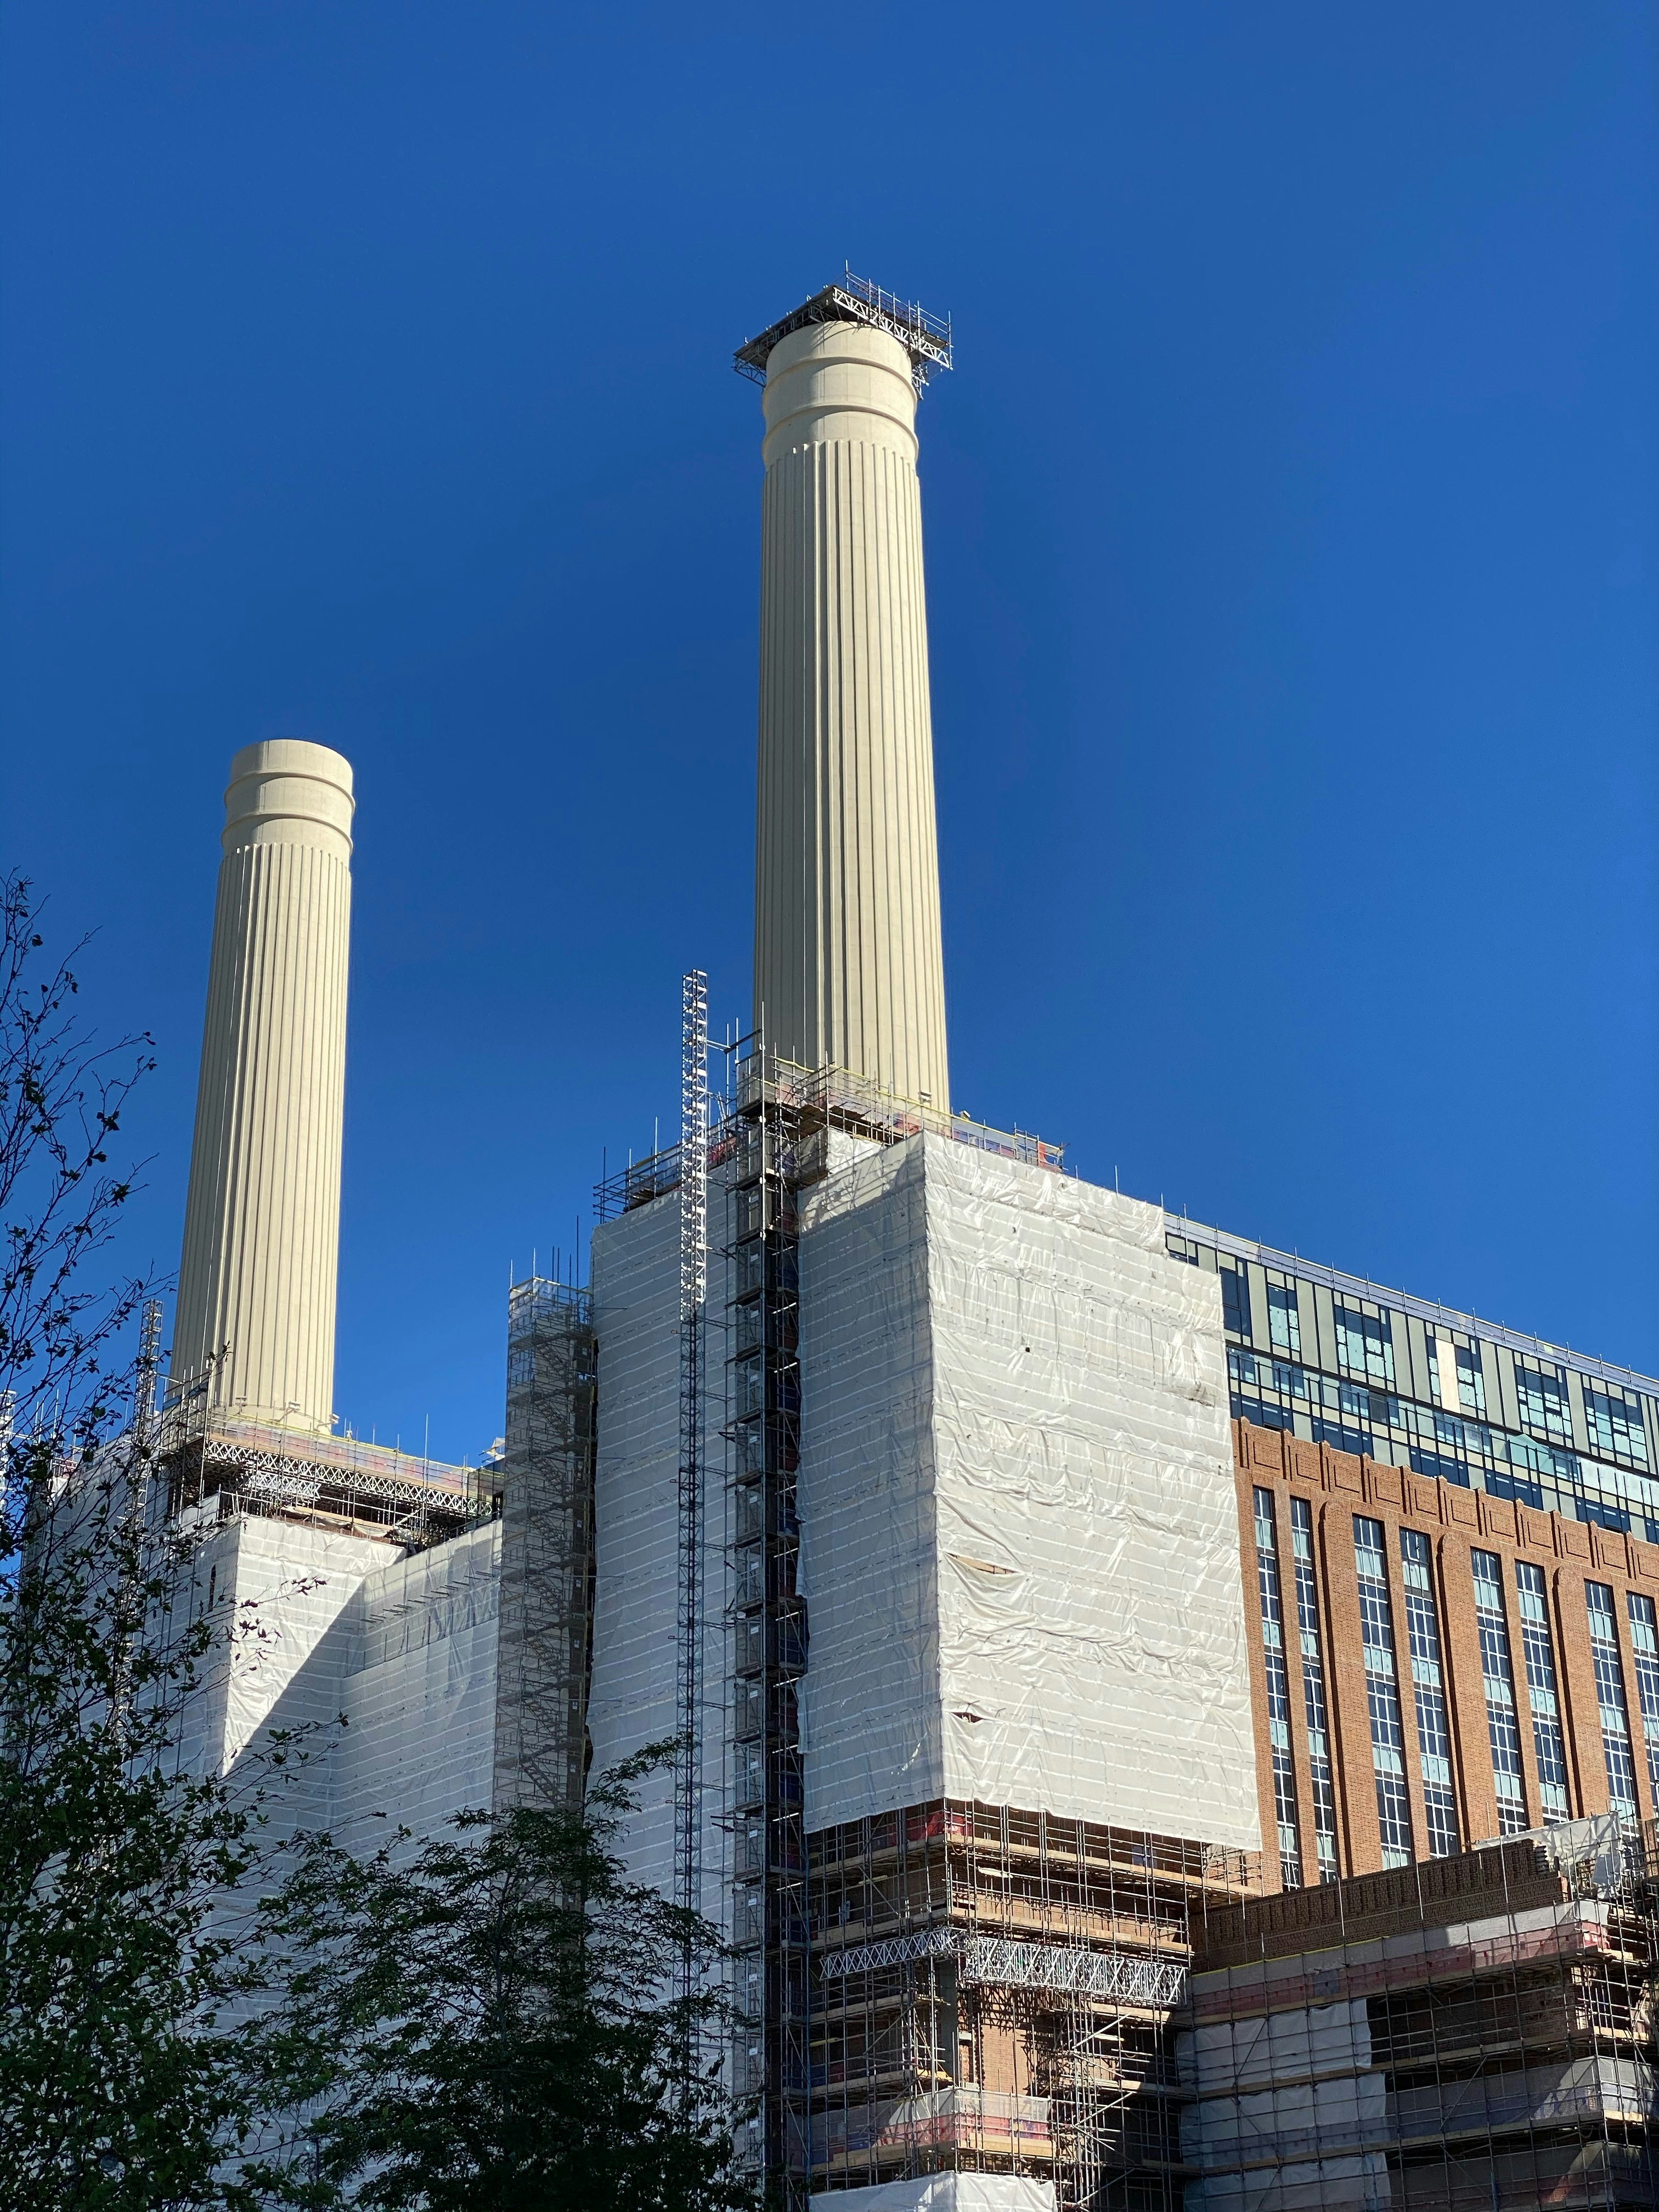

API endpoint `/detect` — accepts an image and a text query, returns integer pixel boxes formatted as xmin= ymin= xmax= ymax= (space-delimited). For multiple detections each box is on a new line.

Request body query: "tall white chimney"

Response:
xmin=744 ymin=280 xmax=952 ymax=1110
xmin=172 ymin=739 xmax=354 ymax=1433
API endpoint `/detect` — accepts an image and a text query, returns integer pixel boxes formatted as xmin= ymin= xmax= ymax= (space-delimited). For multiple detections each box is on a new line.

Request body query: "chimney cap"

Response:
xmin=223 ymin=738 xmax=354 ymax=858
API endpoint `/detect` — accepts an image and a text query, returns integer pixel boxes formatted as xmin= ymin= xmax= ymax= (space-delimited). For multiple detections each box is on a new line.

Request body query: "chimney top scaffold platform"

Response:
xmin=735 ymin=264 xmax=953 ymax=392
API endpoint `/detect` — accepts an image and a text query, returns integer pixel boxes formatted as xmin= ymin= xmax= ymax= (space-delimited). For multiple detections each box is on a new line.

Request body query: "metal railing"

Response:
xmin=595 ymin=1060 xmax=1065 ymax=1223
xmin=734 ymin=268 xmax=953 ymax=391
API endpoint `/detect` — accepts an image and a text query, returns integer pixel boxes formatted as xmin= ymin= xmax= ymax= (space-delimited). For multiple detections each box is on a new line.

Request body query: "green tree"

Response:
xmin=0 ymin=873 xmax=283 ymax=2209
xmin=251 ymin=1755 xmax=755 ymax=2212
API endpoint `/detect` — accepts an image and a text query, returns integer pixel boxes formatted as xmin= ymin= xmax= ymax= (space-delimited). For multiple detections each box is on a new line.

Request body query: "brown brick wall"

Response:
xmin=1233 ymin=1417 xmax=1659 ymax=1886
xmin=1196 ymin=1836 xmax=1568 ymax=1971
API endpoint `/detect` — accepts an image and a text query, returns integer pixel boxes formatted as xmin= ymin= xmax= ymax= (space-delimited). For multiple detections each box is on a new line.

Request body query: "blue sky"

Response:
xmin=3 ymin=2 xmax=1654 ymax=1464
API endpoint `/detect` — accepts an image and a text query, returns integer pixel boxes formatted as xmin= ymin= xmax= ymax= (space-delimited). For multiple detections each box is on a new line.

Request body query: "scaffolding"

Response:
xmin=588 ymin=1045 xmax=1073 ymax=2203
xmin=707 ymin=1051 xmax=1242 ymax=2208
xmin=1187 ymin=1819 xmax=1659 ymax=2210
xmin=160 ymin=1391 xmax=489 ymax=1551
xmin=808 ymin=1798 xmax=1259 ymax=2209
xmin=592 ymin=1057 xmax=1065 ymax=1226
xmin=733 ymin=264 xmax=953 ymax=393
xmin=588 ymin=1018 xmax=1659 ymax=2208
xmin=490 ymin=1276 xmax=597 ymax=1815
xmin=724 ymin=1034 xmax=812 ymax=2200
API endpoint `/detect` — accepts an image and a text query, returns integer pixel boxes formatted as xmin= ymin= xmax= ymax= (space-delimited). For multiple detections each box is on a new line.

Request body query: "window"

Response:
xmin=1626 ymin=1593 xmax=1659 ymax=1813
xmin=1585 ymin=1386 xmax=1649 ymax=1472
xmin=1454 ymin=1343 xmax=1485 ymax=1417
xmin=1585 ymin=1582 xmax=1639 ymax=1814
xmin=1315 ymin=1414 xmax=1380 ymax=1461
xmin=1400 ymin=1529 xmax=1459 ymax=1857
xmin=1471 ymin=1550 xmax=1528 ymax=1835
xmin=1267 ymin=1280 xmax=1301 ymax=1359
xmin=1337 ymin=1305 xmax=1395 ymax=1388
xmin=1487 ymin=1465 xmax=1545 ymax=1512
xmin=1582 ymin=1496 xmax=1633 ymax=1536
xmin=1354 ymin=1516 xmax=1413 ymax=1866
xmin=1430 ymin=1335 xmax=1486 ymax=1417
xmin=1410 ymin=1446 xmax=1472 ymax=1489
xmin=1253 ymin=1490 xmax=1301 ymax=1886
xmin=1514 ymin=1561 xmax=1571 ymax=1822
xmin=1290 ymin=1497 xmax=1338 ymax=1881
xmin=1515 ymin=1361 xmax=1573 ymax=1448
xmin=1222 ymin=1266 xmax=1252 ymax=1339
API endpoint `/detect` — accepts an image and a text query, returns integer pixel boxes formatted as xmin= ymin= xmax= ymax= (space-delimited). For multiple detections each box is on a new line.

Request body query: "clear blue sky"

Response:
xmin=3 ymin=3 xmax=1654 ymax=1464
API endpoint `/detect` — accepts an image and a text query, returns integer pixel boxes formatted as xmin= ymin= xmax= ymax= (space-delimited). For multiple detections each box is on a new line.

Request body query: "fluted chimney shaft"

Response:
xmin=172 ymin=740 xmax=354 ymax=1433
xmin=753 ymin=319 xmax=950 ymax=1109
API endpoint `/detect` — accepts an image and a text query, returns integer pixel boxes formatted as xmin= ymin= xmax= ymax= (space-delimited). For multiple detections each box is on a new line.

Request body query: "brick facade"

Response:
xmin=1235 ymin=1416 xmax=1659 ymax=1880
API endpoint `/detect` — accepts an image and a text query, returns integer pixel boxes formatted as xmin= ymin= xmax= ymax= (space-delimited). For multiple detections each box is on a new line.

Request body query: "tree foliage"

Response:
xmin=251 ymin=1756 xmax=755 ymax=2212
xmin=0 ymin=872 xmax=275 ymax=2209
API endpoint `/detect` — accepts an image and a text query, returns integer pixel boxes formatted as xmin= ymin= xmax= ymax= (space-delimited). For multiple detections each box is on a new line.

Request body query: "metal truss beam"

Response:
xmin=819 ymin=1927 xmax=1187 ymax=2010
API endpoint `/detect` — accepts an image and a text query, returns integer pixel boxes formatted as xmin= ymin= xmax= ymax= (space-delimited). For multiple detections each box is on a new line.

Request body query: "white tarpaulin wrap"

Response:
xmin=331 ymin=1522 xmax=501 ymax=1853
xmin=588 ymin=1192 xmax=682 ymax=1894
xmin=1183 ymin=2154 xmax=1391 ymax=2210
xmin=798 ymin=1133 xmax=1259 ymax=1849
xmin=810 ymin=2176 xmax=1057 ymax=2211
xmin=1180 ymin=2001 xmax=1374 ymax=2097
xmin=180 ymin=1516 xmax=388 ymax=1794
xmin=184 ymin=1513 xmax=501 ymax=1859
xmin=587 ymin=1188 xmax=729 ymax=1918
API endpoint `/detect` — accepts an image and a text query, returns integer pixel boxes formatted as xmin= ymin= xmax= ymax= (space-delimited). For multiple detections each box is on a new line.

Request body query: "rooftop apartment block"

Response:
xmin=1170 ymin=1221 xmax=1658 ymax=1537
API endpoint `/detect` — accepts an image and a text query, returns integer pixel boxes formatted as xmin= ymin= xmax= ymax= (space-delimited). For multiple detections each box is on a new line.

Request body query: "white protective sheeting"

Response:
xmin=1178 ymin=2002 xmax=1373 ymax=2097
xmin=1182 ymin=2069 xmax=1388 ymax=2168
xmin=795 ymin=1142 xmax=938 ymax=1818
xmin=812 ymin=2086 xmax=1053 ymax=2170
xmin=588 ymin=1191 xmax=681 ymax=1893
xmin=189 ymin=1513 xmax=501 ymax=1857
xmin=191 ymin=1516 xmax=389 ymax=1783
xmin=587 ymin=1188 xmax=729 ymax=1921
xmin=797 ymin=1133 xmax=1258 ymax=1848
xmin=1183 ymin=2154 xmax=1391 ymax=2210
xmin=810 ymin=2176 xmax=1057 ymax=2211
xmin=1391 ymin=2053 xmax=1656 ymax=2138
xmin=330 ymin=1522 xmax=501 ymax=1854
